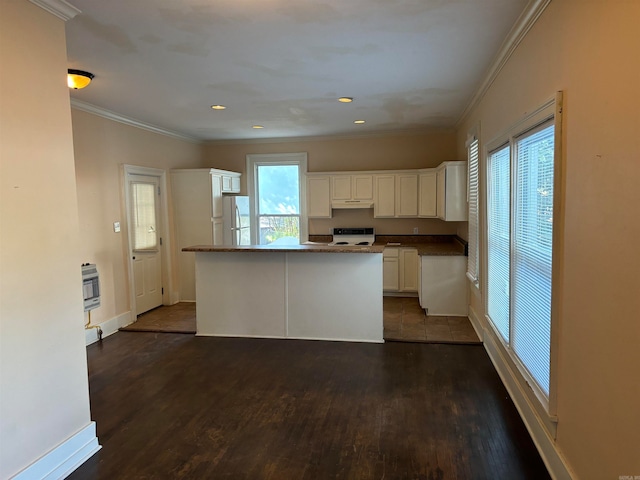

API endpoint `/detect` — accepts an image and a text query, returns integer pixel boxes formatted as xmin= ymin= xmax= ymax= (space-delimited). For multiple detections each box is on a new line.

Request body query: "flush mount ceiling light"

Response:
xmin=252 ymin=125 xmax=264 ymax=129
xmin=338 ymin=97 xmax=353 ymax=103
xmin=211 ymin=105 xmax=226 ymax=110
xmin=354 ymin=120 xmax=365 ymax=124
xmin=67 ymin=69 xmax=94 ymax=89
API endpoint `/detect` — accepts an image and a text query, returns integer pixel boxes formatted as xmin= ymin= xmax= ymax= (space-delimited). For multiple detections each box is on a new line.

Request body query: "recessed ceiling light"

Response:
xmin=211 ymin=105 xmax=226 ymax=110
xmin=354 ymin=120 xmax=365 ymax=124
xmin=338 ymin=97 xmax=353 ymax=103
xmin=252 ymin=125 xmax=264 ymax=129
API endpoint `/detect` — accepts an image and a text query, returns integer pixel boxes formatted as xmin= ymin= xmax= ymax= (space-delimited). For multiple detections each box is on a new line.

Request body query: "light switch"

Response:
xmin=113 ymin=221 xmax=121 ymax=233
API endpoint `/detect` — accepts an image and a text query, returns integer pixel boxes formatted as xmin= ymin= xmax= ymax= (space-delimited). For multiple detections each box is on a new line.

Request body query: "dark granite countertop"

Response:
xmin=373 ymin=234 xmax=467 ymax=256
xmin=182 ymin=244 xmax=384 ymax=254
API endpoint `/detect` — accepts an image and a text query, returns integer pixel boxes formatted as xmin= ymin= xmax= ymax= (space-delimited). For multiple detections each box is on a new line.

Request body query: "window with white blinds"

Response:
xmin=466 ymin=136 xmax=479 ymax=284
xmin=487 ymin=145 xmax=511 ymax=342
xmin=512 ymin=123 xmax=554 ymax=396
xmin=486 ymin=119 xmax=555 ymax=399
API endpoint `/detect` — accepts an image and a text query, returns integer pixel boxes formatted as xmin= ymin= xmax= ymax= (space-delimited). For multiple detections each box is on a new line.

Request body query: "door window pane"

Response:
xmin=130 ymin=182 xmax=157 ymax=250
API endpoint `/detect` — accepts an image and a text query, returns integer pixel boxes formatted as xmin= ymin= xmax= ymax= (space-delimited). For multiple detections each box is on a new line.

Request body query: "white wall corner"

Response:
xmin=84 ymin=311 xmax=133 ymax=346
xmin=483 ymin=333 xmax=575 ymax=480
xmin=28 ymin=0 xmax=81 ymax=21
xmin=456 ymin=0 xmax=552 ymax=126
xmin=11 ymin=422 xmax=100 ymax=480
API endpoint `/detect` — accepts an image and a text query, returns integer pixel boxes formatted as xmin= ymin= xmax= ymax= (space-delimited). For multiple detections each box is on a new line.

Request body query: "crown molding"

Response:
xmin=29 ymin=0 xmax=81 ymax=21
xmin=70 ymin=99 xmax=202 ymax=144
xmin=456 ymin=0 xmax=552 ymax=127
xmin=204 ymin=127 xmax=456 ymax=146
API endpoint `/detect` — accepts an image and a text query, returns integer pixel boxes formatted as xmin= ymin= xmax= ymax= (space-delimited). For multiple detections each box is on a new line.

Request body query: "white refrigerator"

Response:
xmin=222 ymin=196 xmax=251 ymax=245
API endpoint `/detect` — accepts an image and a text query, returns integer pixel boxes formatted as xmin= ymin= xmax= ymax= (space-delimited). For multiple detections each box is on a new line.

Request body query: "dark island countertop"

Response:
xmin=183 ymin=235 xmax=465 ymax=256
xmin=182 ymin=244 xmax=385 ymax=254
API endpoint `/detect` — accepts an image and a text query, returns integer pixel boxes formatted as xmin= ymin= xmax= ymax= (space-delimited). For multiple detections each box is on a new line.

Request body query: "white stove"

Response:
xmin=328 ymin=227 xmax=375 ymax=246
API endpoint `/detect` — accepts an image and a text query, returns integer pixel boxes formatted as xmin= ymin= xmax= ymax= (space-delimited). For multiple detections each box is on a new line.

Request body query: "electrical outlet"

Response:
xmin=113 ymin=221 xmax=121 ymax=233
xmin=413 ymin=227 xmax=419 ymax=234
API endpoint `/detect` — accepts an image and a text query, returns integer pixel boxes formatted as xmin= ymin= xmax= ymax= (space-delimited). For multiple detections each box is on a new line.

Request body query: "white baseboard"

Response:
xmin=11 ymin=422 xmax=101 ymax=480
xmin=467 ymin=306 xmax=484 ymax=345
xmin=482 ymin=329 xmax=574 ymax=480
xmin=85 ymin=311 xmax=133 ymax=346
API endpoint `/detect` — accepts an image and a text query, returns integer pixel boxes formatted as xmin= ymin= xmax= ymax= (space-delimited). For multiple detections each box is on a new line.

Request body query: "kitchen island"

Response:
xmin=183 ymin=244 xmax=385 ymax=343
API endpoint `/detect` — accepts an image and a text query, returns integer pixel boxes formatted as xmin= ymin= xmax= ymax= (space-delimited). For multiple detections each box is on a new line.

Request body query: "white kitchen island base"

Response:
xmin=194 ymin=251 xmax=384 ymax=343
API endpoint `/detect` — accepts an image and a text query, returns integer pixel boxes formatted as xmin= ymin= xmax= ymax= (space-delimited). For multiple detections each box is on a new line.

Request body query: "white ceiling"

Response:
xmin=65 ymin=0 xmax=529 ymax=142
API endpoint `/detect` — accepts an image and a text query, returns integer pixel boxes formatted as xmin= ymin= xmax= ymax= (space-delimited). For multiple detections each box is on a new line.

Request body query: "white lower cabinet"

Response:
xmin=419 ymin=255 xmax=467 ymax=316
xmin=383 ymin=248 xmax=399 ymax=291
xmin=399 ymin=248 xmax=419 ymax=291
xmin=383 ymin=247 xmax=418 ymax=293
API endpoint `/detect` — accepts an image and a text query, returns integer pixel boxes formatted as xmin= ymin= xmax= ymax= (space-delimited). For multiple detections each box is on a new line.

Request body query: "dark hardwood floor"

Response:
xmin=69 ymin=332 xmax=550 ymax=480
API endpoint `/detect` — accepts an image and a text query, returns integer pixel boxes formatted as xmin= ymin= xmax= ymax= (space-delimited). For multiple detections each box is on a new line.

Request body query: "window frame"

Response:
xmin=246 ymin=152 xmax=308 ymax=245
xmin=466 ymin=124 xmax=480 ymax=288
xmin=483 ymin=94 xmax=563 ymax=417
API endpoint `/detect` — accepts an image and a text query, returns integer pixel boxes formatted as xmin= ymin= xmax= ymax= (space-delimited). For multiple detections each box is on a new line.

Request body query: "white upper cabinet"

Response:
xmin=221 ymin=172 xmax=241 ymax=193
xmin=395 ymin=173 xmax=418 ymax=217
xmin=374 ymin=173 xmax=418 ymax=218
xmin=306 ymin=163 xmax=466 ymax=220
xmin=374 ymin=174 xmax=396 ymax=217
xmin=307 ymin=175 xmax=332 ymax=218
xmin=419 ymin=170 xmax=437 ymax=217
xmin=331 ymin=174 xmax=373 ymax=202
xmin=436 ymin=161 xmax=467 ymax=221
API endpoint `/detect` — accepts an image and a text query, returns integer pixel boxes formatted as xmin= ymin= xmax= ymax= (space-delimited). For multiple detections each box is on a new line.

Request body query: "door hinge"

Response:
xmin=157 ymin=186 xmax=161 ymax=196
xmin=162 ymin=287 xmax=164 ymax=294
xmin=159 ymin=237 xmax=163 ymax=246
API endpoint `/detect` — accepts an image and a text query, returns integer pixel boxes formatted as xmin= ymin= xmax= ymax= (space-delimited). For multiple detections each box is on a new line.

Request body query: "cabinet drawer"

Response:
xmin=383 ymin=247 xmax=399 ymax=258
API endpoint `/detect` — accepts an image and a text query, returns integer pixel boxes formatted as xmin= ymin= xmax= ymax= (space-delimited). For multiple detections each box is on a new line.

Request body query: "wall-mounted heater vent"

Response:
xmin=82 ymin=263 xmax=100 ymax=311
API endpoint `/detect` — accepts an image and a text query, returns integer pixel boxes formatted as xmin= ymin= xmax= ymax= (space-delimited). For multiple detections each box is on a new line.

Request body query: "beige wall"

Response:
xmin=0 ymin=1 xmax=92 ymax=477
xmin=456 ymin=0 xmax=640 ymax=478
xmin=72 ymin=109 xmax=203 ymax=325
xmin=204 ymin=130 xmax=461 ymax=235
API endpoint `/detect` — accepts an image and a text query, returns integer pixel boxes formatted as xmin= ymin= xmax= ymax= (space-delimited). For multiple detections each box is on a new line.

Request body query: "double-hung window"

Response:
xmin=246 ymin=153 xmax=308 ymax=245
xmin=485 ymin=96 xmax=561 ymax=409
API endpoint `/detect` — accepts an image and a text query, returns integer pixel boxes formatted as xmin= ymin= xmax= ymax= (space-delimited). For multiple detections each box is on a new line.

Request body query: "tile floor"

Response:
xmin=383 ymin=296 xmax=481 ymax=344
xmin=121 ymin=298 xmax=481 ymax=344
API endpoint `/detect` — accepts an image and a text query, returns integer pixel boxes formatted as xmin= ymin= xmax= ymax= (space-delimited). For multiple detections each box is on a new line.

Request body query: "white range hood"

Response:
xmin=331 ymin=201 xmax=374 ymax=209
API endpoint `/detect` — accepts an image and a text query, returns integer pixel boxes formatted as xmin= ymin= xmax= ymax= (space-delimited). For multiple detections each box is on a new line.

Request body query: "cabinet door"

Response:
xmin=420 ymin=255 xmax=468 ymax=315
xmin=331 ymin=175 xmax=351 ymax=201
xmin=307 ymin=176 xmax=331 ymax=218
xmin=419 ymin=171 xmax=437 ymax=217
xmin=383 ymin=258 xmax=400 ymax=291
xmin=221 ymin=175 xmax=233 ymax=192
xmin=210 ymin=174 xmax=223 ymax=218
xmin=212 ymin=217 xmax=224 ymax=245
xmin=231 ymin=175 xmax=241 ymax=193
xmin=374 ymin=175 xmax=396 ymax=218
xmin=436 ymin=167 xmax=446 ymax=219
xmin=396 ymin=174 xmax=418 ymax=217
xmin=399 ymin=248 xmax=418 ymax=292
xmin=352 ymin=175 xmax=373 ymax=200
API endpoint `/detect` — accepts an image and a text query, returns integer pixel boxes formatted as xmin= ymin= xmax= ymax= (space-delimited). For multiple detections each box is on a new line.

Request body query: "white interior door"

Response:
xmin=128 ymin=174 xmax=163 ymax=315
